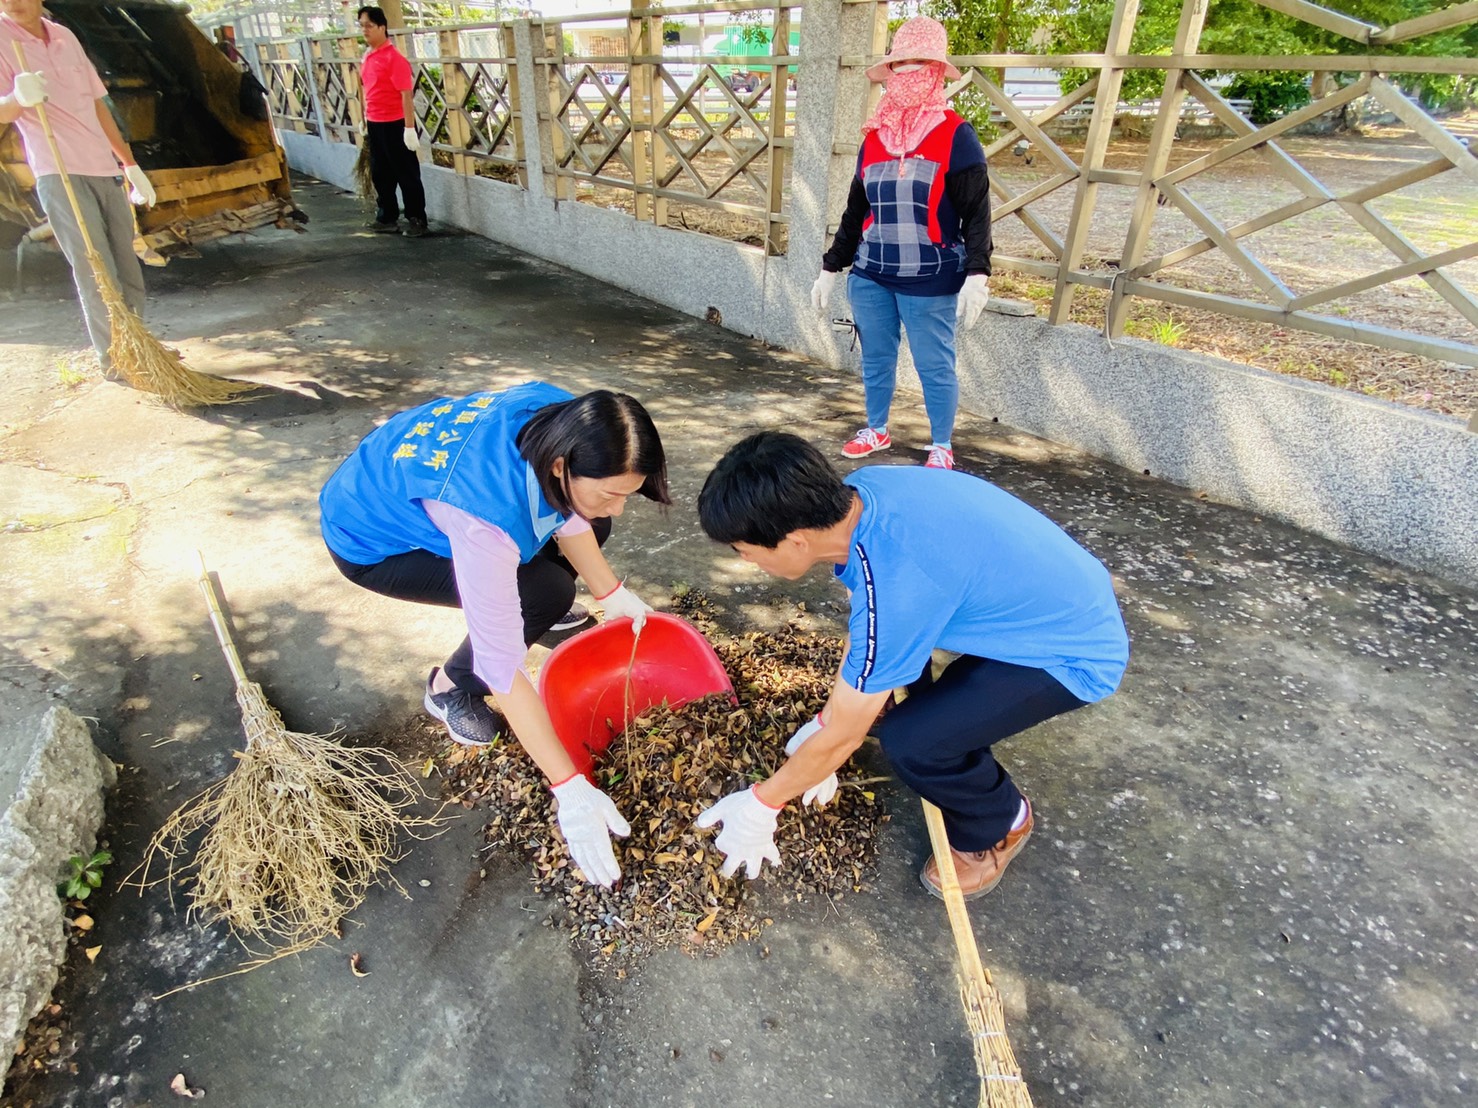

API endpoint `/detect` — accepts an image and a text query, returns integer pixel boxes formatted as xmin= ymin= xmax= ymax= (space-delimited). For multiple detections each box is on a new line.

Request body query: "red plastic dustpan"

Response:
xmin=537 ymin=612 xmax=735 ymax=778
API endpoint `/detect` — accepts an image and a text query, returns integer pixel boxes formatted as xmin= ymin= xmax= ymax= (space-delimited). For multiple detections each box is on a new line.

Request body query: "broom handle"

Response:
xmin=196 ymin=552 xmax=253 ymax=692
xmin=922 ymin=798 xmax=992 ymax=988
xmin=9 ymin=40 xmax=105 ymax=263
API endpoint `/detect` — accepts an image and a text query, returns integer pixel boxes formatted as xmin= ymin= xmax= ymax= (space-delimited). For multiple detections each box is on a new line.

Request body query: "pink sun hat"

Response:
xmin=866 ymin=16 xmax=962 ymax=83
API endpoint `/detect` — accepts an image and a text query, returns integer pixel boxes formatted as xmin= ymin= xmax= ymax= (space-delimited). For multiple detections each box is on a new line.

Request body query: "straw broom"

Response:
xmin=353 ymin=140 xmax=374 ymax=201
xmin=922 ymin=799 xmax=1035 ymax=1108
xmin=11 ymin=42 xmax=255 ymax=407
xmin=134 ymin=556 xmax=433 ymax=962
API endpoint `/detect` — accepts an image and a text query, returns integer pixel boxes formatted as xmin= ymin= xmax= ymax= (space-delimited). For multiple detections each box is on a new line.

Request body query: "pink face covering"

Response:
xmin=861 ymin=61 xmax=949 ymax=158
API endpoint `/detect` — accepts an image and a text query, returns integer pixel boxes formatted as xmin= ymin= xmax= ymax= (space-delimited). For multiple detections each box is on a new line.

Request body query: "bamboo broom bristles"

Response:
xmin=922 ymin=799 xmax=1034 ymax=1108
xmin=129 ymin=556 xmax=437 ymax=980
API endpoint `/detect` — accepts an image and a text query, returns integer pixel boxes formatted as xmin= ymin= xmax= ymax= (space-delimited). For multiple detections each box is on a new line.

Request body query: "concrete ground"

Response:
xmin=2 ymin=177 xmax=1475 ymax=1108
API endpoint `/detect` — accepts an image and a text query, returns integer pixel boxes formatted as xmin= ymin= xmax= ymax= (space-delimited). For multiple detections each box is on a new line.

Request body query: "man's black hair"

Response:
xmin=698 ymin=432 xmax=853 ymax=548
xmin=517 ymin=390 xmax=670 ymax=516
xmin=357 ymin=6 xmax=388 ymax=27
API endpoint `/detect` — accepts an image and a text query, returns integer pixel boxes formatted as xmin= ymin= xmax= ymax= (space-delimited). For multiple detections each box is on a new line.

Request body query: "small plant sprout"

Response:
xmin=60 ymin=850 xmax=113 ymax=902
xmin=1150 ymin=316 xmax=1190 ymax=347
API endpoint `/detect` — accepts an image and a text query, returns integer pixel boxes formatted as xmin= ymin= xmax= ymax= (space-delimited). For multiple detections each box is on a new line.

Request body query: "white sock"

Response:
xmin=1010 ymin=800 xmax=1029 ymax=831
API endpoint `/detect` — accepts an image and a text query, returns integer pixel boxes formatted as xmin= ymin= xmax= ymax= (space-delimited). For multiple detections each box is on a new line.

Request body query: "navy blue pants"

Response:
xmin=329 ymin=517 xmax=610 ymax=696
xmin=877 ymin=654 xmax=1087 ymax=851
xmin=365 ymin=118 xmax=426 ymax=224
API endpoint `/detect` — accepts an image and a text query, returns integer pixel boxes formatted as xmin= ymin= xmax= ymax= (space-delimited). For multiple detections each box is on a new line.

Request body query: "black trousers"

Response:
xmin=877 ymin=654 xmax=1088 ymax=852
xmin=329 ymin=517 xmax=611 ymax=697
xmin=365 ymin=118 xmax=426 ymax=224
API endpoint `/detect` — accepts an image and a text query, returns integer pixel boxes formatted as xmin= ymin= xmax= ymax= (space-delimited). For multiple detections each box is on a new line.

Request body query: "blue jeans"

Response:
xmin=848 ymin=271 xmax=959 ymax=446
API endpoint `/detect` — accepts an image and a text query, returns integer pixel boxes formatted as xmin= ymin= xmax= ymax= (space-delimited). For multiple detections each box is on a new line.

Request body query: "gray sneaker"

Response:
xmin=550 ymin=603 xmax=589 ymax=632
xmin=367 ymin=218 xmax=400 ymax=233
xmin=402 ymin=218 xmax=429 ymax=238
xmin=423 ymin=667 xmax=504 ymax=746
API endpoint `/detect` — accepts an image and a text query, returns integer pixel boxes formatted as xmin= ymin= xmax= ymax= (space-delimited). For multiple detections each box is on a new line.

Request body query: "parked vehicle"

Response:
xmin=708 ymin=25 xmax=798 ymax=96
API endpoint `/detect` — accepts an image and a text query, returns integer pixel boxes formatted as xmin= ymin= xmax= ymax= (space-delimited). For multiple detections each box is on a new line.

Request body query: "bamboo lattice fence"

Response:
xmin=243 ymin=0 xmax=1477 ymax=369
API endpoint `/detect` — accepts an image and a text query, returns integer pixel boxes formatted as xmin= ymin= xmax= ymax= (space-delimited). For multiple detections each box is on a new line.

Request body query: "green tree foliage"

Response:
xmin=937 ymin=0 xmax=1476 ymax=114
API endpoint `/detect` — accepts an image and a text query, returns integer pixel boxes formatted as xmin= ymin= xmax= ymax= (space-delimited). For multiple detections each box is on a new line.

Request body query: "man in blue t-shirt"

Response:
xmin=694 ymin=432 xmax=1129 ymax=900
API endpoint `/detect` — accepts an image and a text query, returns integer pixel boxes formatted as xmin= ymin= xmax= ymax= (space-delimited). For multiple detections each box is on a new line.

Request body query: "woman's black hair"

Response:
xmin=698 ymin=431 xmax=853 ymax=548
xmin=517 ymin=390 xmax=670 ymax=516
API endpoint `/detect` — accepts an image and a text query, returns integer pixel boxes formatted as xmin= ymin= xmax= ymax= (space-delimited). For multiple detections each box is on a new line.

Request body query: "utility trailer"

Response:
xmin=1 ymin=0 xmax=304 ymax=259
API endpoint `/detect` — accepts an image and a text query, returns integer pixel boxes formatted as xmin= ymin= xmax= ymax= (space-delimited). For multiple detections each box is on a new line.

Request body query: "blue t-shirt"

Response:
xmin=835 ymin=466 xmax=1129 ymax=702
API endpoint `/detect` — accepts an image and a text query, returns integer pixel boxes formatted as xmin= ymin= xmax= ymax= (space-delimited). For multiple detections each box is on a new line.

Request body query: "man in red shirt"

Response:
xmin=357 ymin=5 xmax=426 ymax=237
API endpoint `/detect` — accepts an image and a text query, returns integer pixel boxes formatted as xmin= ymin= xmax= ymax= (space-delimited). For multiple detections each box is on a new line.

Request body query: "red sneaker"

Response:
xmin=841 ymin=427 xmax=891 ymax=458
xmin=924 ymin=445 xmax=954 ymax=470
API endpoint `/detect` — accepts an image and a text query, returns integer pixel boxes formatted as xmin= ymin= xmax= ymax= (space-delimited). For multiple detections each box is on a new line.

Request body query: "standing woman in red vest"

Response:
xmin=810 ymin=16 xmax=992 ymax=471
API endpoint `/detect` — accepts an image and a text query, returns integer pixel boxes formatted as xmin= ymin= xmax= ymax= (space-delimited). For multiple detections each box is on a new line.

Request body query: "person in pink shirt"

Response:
xmin=0 ymin=0 xmax=155 ymax=376
xmin=319 ymin=383 xmax=668 ymax=888
xmin=356 ymin=5 xmax=427 ymax=237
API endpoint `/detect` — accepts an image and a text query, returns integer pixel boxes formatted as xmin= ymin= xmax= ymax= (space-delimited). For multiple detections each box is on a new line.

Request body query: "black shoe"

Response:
xmin=402 ymin=217 xmax=429 ymax=238
xmin=423 ymin=667 xmax=504 ymax=746
xmin=550 ymin=603 xmax=589 ymax=632
xmin=367 ymin=219 xmax=400 ymax=233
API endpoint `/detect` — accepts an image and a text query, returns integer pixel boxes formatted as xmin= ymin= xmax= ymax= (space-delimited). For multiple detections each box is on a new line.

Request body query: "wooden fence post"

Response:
xmin=765 ymin=6 xmax=792 ymax=256
xmin=1108 ymin=0 xmax=1208 ymax=336
xmin=440 ymin=27 xmax=474 ymax=176
xmin=628 ymin=6 xmax=657 ymax=224
xmin=540 ymin=22 xmax=573 ymax=201
xmin=1050 ymin=0 xmax=1141 ymax=323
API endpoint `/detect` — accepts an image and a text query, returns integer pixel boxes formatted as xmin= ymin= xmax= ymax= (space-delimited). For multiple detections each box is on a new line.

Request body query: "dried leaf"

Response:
xmin=349 ymin=952 xmax=369 ymax=977
xmin=71 ymin=914 xmax=94 ymax=932
xmin=170 ymin=1073 xmax=204 ymax=1098
xmin=421 ymin=757 xmax=436 ymax=778
xmin=84 ymin=946 xmax=102 ymax=962
xmin=695 ymin=908 xmax=719 ymax=933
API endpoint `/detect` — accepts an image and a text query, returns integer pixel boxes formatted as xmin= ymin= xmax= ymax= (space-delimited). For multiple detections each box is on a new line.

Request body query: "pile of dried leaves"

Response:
xmin=441 ymin=596 xmax=887 ymax=964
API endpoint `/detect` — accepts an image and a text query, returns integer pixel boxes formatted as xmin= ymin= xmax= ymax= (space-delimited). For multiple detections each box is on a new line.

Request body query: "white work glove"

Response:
xmin=123 ymin=164 xmax=156 ymax=207
xmin=11 ymin=71 xmax=48 ymax=108
xmin=695 ymin=786 xmax=781 ymax=879
xmin=810 ymin=269 xmax=837 ymax=316
xmin=551 ymin=774 xmax=630 ymax=887
xmin=784 ymin=714 xmax=838 ymax=808
xmin=402 ymin=126 xmax=419 ymax=152
xmin=597 ymin=583 xmax=652 ymax=633
xmin=956 ymin=274 xmax=990 ymax=330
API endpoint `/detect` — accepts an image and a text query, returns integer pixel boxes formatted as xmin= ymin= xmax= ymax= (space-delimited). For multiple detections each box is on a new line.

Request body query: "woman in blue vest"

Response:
xmin=319 ymin=382 xmax=668 ymax=887
xmin=809 ymin=15 xmax=993 ymax=472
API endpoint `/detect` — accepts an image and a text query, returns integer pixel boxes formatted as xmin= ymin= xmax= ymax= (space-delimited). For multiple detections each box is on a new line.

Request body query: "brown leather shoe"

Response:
xmin=920 ymin=800 xmax=1034 ymax=901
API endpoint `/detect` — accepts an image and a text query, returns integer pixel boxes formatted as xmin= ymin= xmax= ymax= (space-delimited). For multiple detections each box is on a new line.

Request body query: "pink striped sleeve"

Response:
xmin=421 ymin=499 xmax=527 ymax=695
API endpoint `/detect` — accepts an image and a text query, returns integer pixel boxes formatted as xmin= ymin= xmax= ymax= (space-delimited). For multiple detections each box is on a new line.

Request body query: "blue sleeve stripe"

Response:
xmin=856 ymin=543 xmax=878 ymax=692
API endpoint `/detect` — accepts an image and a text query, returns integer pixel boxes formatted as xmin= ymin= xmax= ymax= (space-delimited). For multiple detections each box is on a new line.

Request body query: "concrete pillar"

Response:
xmin=510 ymin=19 xmax=551 ymax=199
xmin=765 ymin=0 xmax=887 ymax=360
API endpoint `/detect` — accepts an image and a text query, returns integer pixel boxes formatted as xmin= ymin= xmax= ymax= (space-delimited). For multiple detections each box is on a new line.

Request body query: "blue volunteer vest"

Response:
xmin=319 ymin=381 xmax=574 ymax=565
